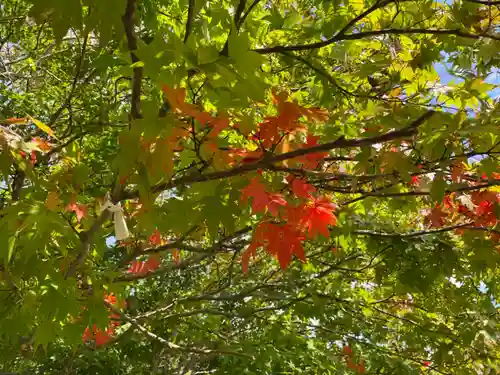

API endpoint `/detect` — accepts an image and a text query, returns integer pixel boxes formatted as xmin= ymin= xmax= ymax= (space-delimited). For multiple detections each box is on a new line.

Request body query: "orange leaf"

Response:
xmin=66 ymin=202 xmax=88 ymax=222
xmin=32 ymin=137 xmax=52 ymax=152
xmin=451 ymin=161 xmax=464 ymax=182
xmin=162 ymin=84 xmax=201 ymax=118
xmin=45 ymin=192 xmax=62 ymax=211
xmin=172 ymin=249 xmax=181 ymax=265
xmin=5 ymin=117 xmax=28 ymax=124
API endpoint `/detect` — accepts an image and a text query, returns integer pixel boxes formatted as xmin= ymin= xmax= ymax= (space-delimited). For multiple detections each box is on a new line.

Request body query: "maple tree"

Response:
xmin=1 ymin=0 xmax=500 ymax=374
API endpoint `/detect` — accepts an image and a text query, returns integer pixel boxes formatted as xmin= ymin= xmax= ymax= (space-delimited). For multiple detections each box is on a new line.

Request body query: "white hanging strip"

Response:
xmin=101 ymin=193 xmax=130 ymax=241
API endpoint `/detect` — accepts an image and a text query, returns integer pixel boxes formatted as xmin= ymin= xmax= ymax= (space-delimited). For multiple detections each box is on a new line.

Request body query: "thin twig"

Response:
xmin=239 ymin=0 xmax=261 ymax=27
xmin=104 ymin=301 xmax=253 ymax=358
xmin=352 ymin=222 xmax=500 ymax=238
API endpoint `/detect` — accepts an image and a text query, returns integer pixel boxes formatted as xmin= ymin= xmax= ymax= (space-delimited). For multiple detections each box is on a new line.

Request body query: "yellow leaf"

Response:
xmin=389 ymin=87 xmax=402 ymax=98
xmin=28 ymin=116 xmax=58 ymax=139
xmin=45 ymin=191 xmax=62 ymax=211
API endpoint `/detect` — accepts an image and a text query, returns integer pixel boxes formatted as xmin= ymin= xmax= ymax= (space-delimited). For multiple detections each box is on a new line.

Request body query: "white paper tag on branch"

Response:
xmin=101 ymin=194 xmax=130 ymax=241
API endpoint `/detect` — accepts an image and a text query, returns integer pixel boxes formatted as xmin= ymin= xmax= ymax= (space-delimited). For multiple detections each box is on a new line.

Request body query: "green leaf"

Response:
xmin=430 ymin=174 xmax=447 ymax=202
xmin=228 ymin=32 xmax=249 ymax=59
xmin=198 ymin=45 xmax=220 ymax=65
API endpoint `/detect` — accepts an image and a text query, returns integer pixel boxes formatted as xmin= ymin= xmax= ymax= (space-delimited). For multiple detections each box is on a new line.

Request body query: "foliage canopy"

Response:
xmin=1 ymin=0 xmax=500 ymax=373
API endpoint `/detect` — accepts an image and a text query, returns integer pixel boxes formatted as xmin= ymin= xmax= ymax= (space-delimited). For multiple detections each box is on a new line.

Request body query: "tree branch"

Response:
xmin=184 ymin=0 xmax=195 ymax=43
xmin=116 ymin=226 xmax=252 ymax=282
xmin=339 ymin=180 xmax=500 ymax=205
xmin=352 ymin=223 xmax=500 ymax=238
xmin=121 ymin=0 xmax=142 ymax=119
xmin=239 ymin=0 xmax=261 ymax=27
xmin=220 ymin=0 xmax=247 ymax=56
xmin=49 ymin=31 xmax=89 ymax=127
xmin=268 ymin=165 xmax=406 ymax=181
xmin=104 ymin=301 xmax=253 ymax=358
xmin=465 ymin=0 xmax=500 ymax=4
xmin=334 ymin=0 xmax=405 ymax=38
xmin=65 ymin=0 xmax=142 ymax=279
xmin=122 ymin=111 xmax=435 ymax=200
xmin=65 ymin=210 xmax=111 ymax=279
xmin=233 ymin=0 xmax=248 ymax=30
xmin=254 ymin=28 xmax=500 ymax=54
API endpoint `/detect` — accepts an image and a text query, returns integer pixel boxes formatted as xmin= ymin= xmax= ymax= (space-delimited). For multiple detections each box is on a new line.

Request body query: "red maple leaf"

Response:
xmin=240 ymin=177 xmax=269 ymax=214
xmin=66 ymin=201 xmax=88 ymax=222
xmin=240 ymin=177 xmax=287 ymax=215
xmin=82 ymin=326 xmax=92 ymax=342
xmin=30 ymin=150 xmax=37 ymax=166
xmin=162 ymin=85 xmax=218 ymax=133
xmin=255 ymin=90 xmax=326 ymax=148
xmin=271 ymin=90 xmax=303 ymax=130
xmin=82 ymin=324 xmax=115 ymax=347
xmin=127 ymin=255 xmax=161 ymax=276
xmin=95 ymin=327 xmax=114 ymax=347
xmin=343 ymin=345 xmax=352 ymax=355
xmin=287 ymin=175 xmax=316 ymax=198
xmin=266 ymin=224 xmax=306 ymax=270
xmin=256 ymin=117 xmax=281 ymax=148
xmin=347 ymin=357 xmax=357 ymax=370
xmin=127 ymin=260 xmax=143 ymax=274
xmin=424 ymin=204 xmax=447 ymax=227
xmin=266 ymin=193 xmax=288 ymax=216
xmin=149 ymin=229 xmax=162 ymax=245
xmin=470 ymin=191 xmax=499 ymax=226
xmin=145 ymin=255 xmax=161 ymax=271
xmin=476 ymin=200 xmax=493 ymax=216
xmin=442 ymin=195 xmax=455 ymax=211
xmin=410 ymin=175 xmax=420 ymax=186
xmin=300 ymin=106 xmax=329 ymax=123
xmin=295 ymin=197 xmax=337 ymax=238
xmin=242 ymin=222 xmax=306 ymax=271
xmin=356 ymin=359 xmax=365 ymax=374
